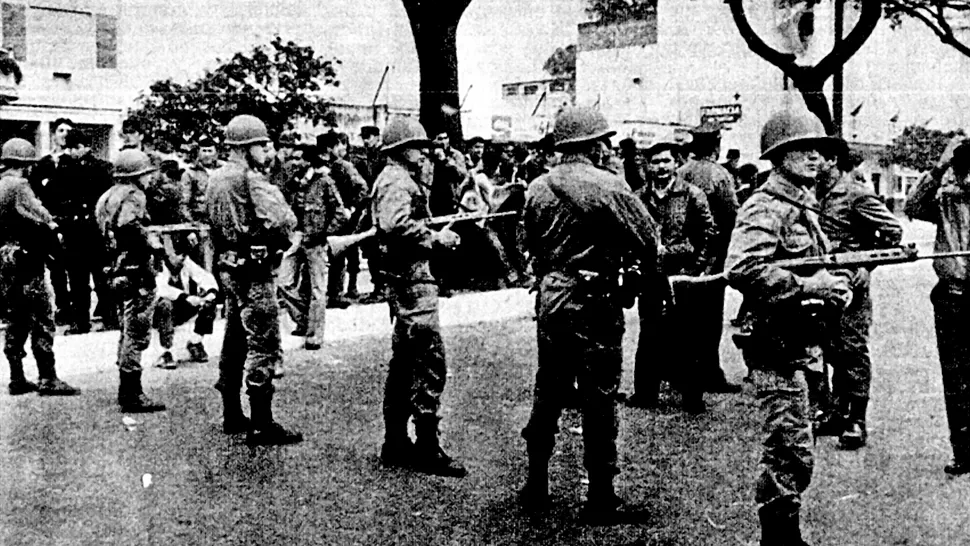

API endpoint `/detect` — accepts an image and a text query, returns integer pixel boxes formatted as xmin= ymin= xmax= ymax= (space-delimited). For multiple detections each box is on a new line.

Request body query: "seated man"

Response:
xmin=153 ymin=236 xmax=218 ymax=369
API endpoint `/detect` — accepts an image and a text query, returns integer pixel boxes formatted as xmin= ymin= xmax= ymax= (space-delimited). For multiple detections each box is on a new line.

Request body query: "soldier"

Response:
xmin=95 ymin=149 xmax=167 ymax=413
xmin=815 ymin=144 xmax=903 ymax=450
xmin=678 ymin=121 xmax=742 ymax=394
xmin=726 ymin=110 xmax=853 ymax=545
xmin=0 ymin=138 xmax=79 ymax=396
xmin=905 ymin=136 xmax=970 ymax=475
xmin=519 ymin=107 xmax=661 ymax=520
xmin=319 ymin=131 xmax=367 ymax=306
xmin=180 ymin=136 xmax=222 ymax=223
xmin=206 ymin=114 xmax=302 ymax=445
xmin=627 ymin=141 xmax=716 ymax=413
xmin=372 ymin=117 xmax=466 ymax=477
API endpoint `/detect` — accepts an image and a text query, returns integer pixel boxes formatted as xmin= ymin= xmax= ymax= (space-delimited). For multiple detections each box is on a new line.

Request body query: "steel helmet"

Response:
xmin=225 ymin=115 xmax=270 ymax=146
xmin=381 ymin=117 xmax=430 ymax=152
xmin=760 ymin=110 xmax=841 ymax=160
xmin=551 ymin=107 xmax=616 ymax=149
xmin=113 ymin=149 xmax=157 ymax=178
xmin=1 ymin=138 xmax=37 ymax=163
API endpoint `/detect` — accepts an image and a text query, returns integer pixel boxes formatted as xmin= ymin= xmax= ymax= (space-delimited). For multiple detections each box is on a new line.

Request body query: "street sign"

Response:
xmin=700 ymin=103 xmax=742 ymax=125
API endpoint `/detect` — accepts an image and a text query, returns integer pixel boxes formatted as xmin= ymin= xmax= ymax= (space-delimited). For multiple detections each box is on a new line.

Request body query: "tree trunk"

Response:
xmin=411 ymin=20 xmax=463 ymax=142
xmin=794 ymin=77 xmax=835 ymax=135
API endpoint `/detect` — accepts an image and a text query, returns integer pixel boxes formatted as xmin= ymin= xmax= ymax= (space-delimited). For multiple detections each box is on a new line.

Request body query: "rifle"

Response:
xmin=421 ymin=210 xmax=520 ymax=227
xmin=669 ymin=244 xmax=970 ymax=285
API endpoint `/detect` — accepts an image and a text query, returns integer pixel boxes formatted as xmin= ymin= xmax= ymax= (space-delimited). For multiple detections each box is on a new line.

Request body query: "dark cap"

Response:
xmin=121 ymin=118 xmax=144 ymax=134
xmin=360 ymin=125 xmax=380 ymax=139
xmin=198 ymin=136 xmax=216 ymax=148
xmin=726 ymin=148 xmax=740 ymax=159
xmin=642 ymin=140 xmax=681 ymax=158
xmin=63 ymin=130 xmax=91 ymax=149
xmin=619 ymin=137 xmax=637 ymax=151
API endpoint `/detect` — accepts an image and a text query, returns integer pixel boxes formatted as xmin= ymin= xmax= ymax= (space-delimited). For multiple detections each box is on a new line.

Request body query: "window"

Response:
xmin=550 ymin=80 xmax=566 ymax=93
xmin=523 ymin=84 xmax=539 ymax=96
xmin=871 ymin=172 xmax=882 ymax=195
xmin=0 ymin=5 xmax=116 ymax=69
xmin=502 ymin=84 xmax=518 ymax=97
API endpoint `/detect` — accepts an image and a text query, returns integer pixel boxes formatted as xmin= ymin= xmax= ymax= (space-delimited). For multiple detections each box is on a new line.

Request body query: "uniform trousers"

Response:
xmin=826 ymin=272 xmax=873 ymax=405
xmin=3 ymin=265 xmax=56 ymax=374
xmin=931 ymin=282 xmax=970 ymax=463
xmin=383 ymin=280 xmax=447 ymax=427
xmin=118 ymin=288 xmax=155 ymax=374
xmin=217 ymin=271 xmax=281 ymax=395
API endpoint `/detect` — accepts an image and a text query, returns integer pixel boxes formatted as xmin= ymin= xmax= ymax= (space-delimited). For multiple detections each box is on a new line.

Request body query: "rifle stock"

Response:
xmin=668 ymin=244 xmax=970 ymax=286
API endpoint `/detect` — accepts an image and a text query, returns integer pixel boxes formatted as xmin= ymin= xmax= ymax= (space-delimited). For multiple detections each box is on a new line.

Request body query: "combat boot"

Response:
xmin=518 ymin=457 xmax=550 ymax=513
xmin=412 ymin=418 xmax=466 ymax=478
xmin=759 ymin=502 xmax=811 ymax=546
xmin=380 ymin=417 xmax=414 ymax=469
xmin=7 ymin=358 xmax=37 ymax=396
xmin=581 ymin=474 xmax=633 ymax=525
xmin=219 ymin=388 xmax=249 ymax=434
xmin=839 ymin=398 xmax=868 ymax=450
xmin=36 ymin=360 xmax=79 ymax=396
xmin=246 ymin=390 xmax=303 ymax=446
xmin=118 ymin=371 xmax=166 ymax=413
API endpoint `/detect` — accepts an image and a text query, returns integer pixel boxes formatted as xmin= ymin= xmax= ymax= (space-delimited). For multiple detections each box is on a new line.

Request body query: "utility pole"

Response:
xmin=833 ymin=0 xmax=845 ymax=137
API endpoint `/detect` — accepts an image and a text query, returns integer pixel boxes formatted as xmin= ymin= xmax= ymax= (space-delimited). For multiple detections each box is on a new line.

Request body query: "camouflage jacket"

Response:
xmin=636 ymin=177 xmax=716 ymax=276
xmin=678 ymin=158 xmax=739 ymax=263
xmin=205 ymin=156 xmax=296 ymax=257
xmin=302 ymin=166 xmax=349 ymax=248
xmin=371 ymin=159 xmax=437 ymax=282
xmin=95 ymin=181 xmax=155 ymax=287
xmin=0 ymin=173 xmax=55 ymax=254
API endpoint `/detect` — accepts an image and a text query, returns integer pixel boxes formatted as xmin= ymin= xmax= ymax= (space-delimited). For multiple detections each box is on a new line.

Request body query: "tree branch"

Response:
xmin=812 ymin=0 xmax=882 ymax=79
xmin=725 ymin=0 xmax=799 ymax=73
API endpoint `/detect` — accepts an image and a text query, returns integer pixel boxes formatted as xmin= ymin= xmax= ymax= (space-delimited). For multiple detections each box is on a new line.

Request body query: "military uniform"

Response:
xmin=632 ymin=177 xmax=716 ymax=409
xmin=817 ymin=171 xmax=902 ymax=447
xmin=678 ymin=157 xmax=740 ymax=389
xmin=523 ymin=153 xmax=659 ymax=509
xmin=326 ymin=157 xmax=368 ymax=302
xmin=180 ymin=160 xmax=223 ymax=223
xmin=95 ymin=153 xmax=164 ymax=412
xmin=0 ymin=162 xmax=77 ymax=396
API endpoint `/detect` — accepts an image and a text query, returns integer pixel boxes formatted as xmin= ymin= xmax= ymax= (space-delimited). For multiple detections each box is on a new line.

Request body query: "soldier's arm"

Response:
xmin=14 ymin=179 xmax=54 ymax=227
xmin=340 ymin=160 xmax=369 ymax=209
xmin=608 ymin=189 xmax=660 ymax=265
xmin=249 ymin=178 xmax=297 ymax=248
xmin=522 ymin=182 xmax=549 ymax=277
xmin=725 ymin=200 xmax=808 ymax=304
xmin=114 ymin=192 xmax=153 ymax=252
xmin=716 ymin=173 xmax=740 ymax=237
xmin=904 ymin=171 xmax=943 ymax=224
xmin=375 ymin=179 xmax=435 ymax=250
xmin=851 ymin=190 xmax=904 ymax=247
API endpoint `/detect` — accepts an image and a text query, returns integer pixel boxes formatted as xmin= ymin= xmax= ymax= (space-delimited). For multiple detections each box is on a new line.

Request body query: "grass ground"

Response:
xmin=3 ymin=226 xmax=970 ymax=545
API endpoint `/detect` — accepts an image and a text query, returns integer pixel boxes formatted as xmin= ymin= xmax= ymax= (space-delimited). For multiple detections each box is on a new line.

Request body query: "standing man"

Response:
xmin=0 ymin=138 xmax=79 ymax=396
xmin=372 ymin=117 xmax=466 ymax=477
xmin=619 ymin=137 xmax=646 ymax=192
xmin=180 ymin=136 xmax=222 ymax=224
xmin=320 ymin=131 xmax=367 ymax=306
xmin=520 ymin=107 xmax=661 ymax=519
xmin=206 ymin=114 xmax=302 ymax=445
xmin=727 ymin=110 xmax=852 ymax=544
xmin=627 ymin=141 xmax=716 ymax=413
xmin=465 ymin=136 xmax=486 ymax=174
xmin=816 ymin=145 xmax=903 ymax=450
xmin=678 ymin=121 xmax=741 ymax=393
xmin=905 ymin=136 xmax=970 ymax=475
xmin=353 ymin=125 xmax=388 ymax=305
xmin=429 ymin=130 xmax=469 ymax=296
xmin=96 ymin=149 xmax=167 ymax=413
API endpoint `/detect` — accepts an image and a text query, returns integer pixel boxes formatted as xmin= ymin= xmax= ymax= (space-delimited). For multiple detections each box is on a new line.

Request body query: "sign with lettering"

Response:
xmin=700 ymin=103 xmax=742 ymax=125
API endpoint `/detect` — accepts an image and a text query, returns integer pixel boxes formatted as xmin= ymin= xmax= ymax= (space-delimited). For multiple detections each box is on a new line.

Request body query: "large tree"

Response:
xmin=402 ymin=0 xmax=472 ymax=143
xmin=884 ymin=124 xmax=966 ymax=172
xmin=586 ymin=0 xmax=657 ymax=24
xmin=127 ymin=36 xmax=340 ymax=152
xmin=879 ymin=1 xmax=970 ymax=57
xmin=726 ymin=0 xmax=883 ymax=135
xmin=543 ymin=44 xmax=577 ymax=78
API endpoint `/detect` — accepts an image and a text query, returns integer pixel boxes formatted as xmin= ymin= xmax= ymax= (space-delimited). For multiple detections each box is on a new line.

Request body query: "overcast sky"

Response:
xmin=119 ymin=0 xmax=586 ymax=114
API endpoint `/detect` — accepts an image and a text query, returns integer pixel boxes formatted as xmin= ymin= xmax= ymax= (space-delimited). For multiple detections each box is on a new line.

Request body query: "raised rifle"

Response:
xmin=669 ymin=244 xmax=970 ymax=285
xmin=422 ymin=210 xmax=520 ymax=227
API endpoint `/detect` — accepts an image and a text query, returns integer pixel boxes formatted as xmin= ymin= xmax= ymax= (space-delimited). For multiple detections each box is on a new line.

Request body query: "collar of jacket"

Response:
xmin=763 ymin=170 xmax=819 ymax=208
xmin=651 ymin=176 xmax=689 ymax=198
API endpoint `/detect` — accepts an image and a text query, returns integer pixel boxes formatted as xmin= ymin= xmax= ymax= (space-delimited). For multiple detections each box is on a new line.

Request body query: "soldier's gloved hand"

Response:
xmin=434 ymin=228 xmax=461 ymax=249
xmin=802 ymin=269 xmax=852 ymax=309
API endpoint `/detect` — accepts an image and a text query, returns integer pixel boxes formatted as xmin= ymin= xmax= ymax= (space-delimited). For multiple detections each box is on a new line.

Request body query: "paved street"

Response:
xmin=3 ymin=219 xmax=970 ymax=545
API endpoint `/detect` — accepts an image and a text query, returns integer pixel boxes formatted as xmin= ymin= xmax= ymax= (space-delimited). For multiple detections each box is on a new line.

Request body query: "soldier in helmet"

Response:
xmin=206 ymin=114 xmax=303 ymax=445
xmin=678 ymin=121 xmax=742 ymax=394
xmin=372 ymin=117 xmax=466 ymax=477
xmin=519 ymin=107 xmax=661 ymax=521
xmin=0 ymin=138 xmax=80 ymax=396
xmin=95 ymin=149 xmax=167 ymax=412
xmin=726 ymin=110 xmax=854 ymax=545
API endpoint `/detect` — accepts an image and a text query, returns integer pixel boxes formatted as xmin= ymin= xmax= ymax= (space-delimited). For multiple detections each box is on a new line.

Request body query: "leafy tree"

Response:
xmin=884 ymin=124 xmax=966 ymax=172
xmin=126 ymin=36 xmax=340 ymax=152
xmin=586 ymin=0 xmax=657 ymax=24
xmin=402 ymin=0 xmax=473 ymax=142
xmin=726 ymin=0 xmax=882 ymax=135
xmin=543 ymin=45 xmax=577 ymax=78
xmin=878 ymin=1 xmax=970 ymax=57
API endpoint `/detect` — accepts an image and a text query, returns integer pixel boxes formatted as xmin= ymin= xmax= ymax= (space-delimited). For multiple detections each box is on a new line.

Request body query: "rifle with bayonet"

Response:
xmin=669 ymin=244 xmax=970 ymax=285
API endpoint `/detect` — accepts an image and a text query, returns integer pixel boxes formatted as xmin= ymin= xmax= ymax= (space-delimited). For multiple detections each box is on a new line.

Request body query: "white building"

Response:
xmin=0 ymin=0 xmax=127 ymax=158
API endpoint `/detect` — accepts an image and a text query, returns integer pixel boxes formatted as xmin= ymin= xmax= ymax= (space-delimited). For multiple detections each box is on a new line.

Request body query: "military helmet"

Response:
xmin=224 ymin=115 xmax=270 ymax=146
xmin=760 ymin=110 xmax=841 ymax=160
xmin=1 ymin=138 xmax=37 ymax=163
xmin=381 ymin=117 xmax=430 ymax=152
xmin=113 ymin=149 xmax=157 ymax=178
xmin=551 ymin=107 xmax=616 ymax=149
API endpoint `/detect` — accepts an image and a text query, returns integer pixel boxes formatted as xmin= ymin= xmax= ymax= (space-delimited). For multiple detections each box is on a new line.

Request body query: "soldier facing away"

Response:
xmin=206 ymin=114 xmax=303 ymax=446
xmin=372 ymin=117 xmax=466 ymax=478
xmin=0 ymin=138 xmax=79 ymax=397
xmin=520 ymin=107 xmax=661 ymax=521
xmin=726 ymin=110 xmax=854 ymax=545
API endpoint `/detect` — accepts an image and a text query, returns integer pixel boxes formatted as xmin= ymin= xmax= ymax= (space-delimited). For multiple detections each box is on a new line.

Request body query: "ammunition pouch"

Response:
xmin=105 ymin=260 xmax=154 ymax=299
xmin=218 ymin=245 xmax=279 ymax=278
xmin=736 ymin=297 xmax=841 ymax=364
xmin=574 ymin=269 xmax=621 ymax=307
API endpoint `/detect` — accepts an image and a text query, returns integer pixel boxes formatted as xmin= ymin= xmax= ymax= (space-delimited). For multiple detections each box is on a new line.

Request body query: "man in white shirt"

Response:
xmin=153 ymin=236 xmax=218 ymax=369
